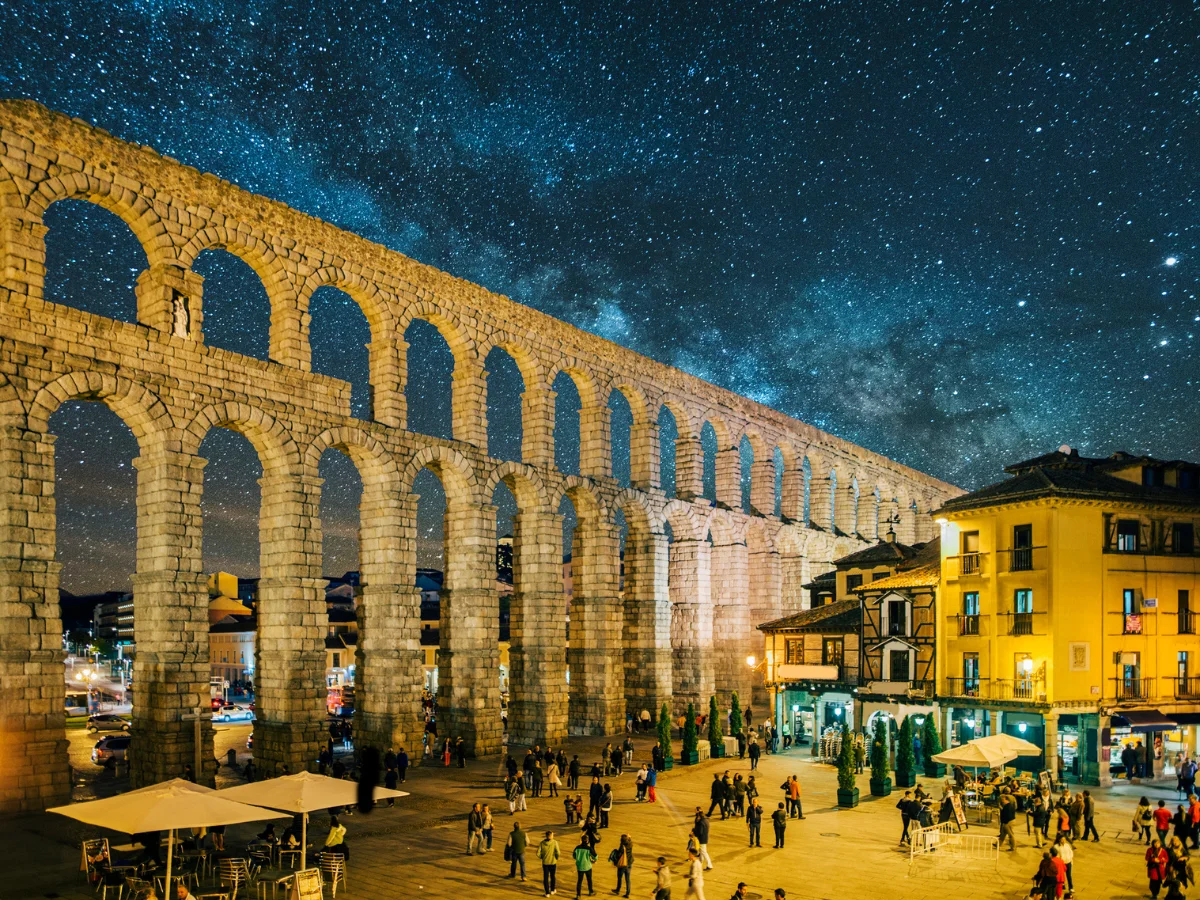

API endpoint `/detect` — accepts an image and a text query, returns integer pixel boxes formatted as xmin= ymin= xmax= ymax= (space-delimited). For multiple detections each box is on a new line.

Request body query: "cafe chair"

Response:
xmin=318 ymin=853 xmax=347 ymax=897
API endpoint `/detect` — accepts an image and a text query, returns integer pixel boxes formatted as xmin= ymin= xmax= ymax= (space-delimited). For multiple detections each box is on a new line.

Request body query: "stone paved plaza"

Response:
xmin=6 ymin=732 xmax=1175 ymax=900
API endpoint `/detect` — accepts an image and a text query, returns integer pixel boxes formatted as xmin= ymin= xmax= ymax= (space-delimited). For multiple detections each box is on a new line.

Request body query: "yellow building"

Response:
xmin=936 ymin=447 xmax=1200 ymax=785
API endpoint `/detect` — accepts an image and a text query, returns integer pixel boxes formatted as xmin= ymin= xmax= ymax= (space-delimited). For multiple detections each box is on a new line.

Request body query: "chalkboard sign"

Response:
xmin=949 ymin=791 xmax=967 ymax=827
xmin=291 ymin=867 xmax=322 ymax=900
xmin=1038 ymin=769 xmax=1053 ymax=796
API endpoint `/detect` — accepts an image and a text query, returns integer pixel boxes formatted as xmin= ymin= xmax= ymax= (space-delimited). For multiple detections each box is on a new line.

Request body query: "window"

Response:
xmin=960 ymin=531 xmax=981 ymax=574
xmin=887 ymin=599 xmax=908 ymax=636
xmin=963 ymin=652 xmax=980 ymax=690
xmin=1143 ymin=466 xmax=1165 ymax=487
xmin=1015 ymin=652 xmax=1034 ymax=698
xmin=1124 ymin=589 xmax=1142 ymax=634
xmin=1121 ymin=652 xmax=1142 ymax=698
xmin=1179 ymin=651 xmax=1189 ymax=680
xmin=846 ymin=574 xmax=863 ymax=592
xmin=872 ymin=570 xmax=888 ymax=581
xmin=962 ymin=532 xmax=980 ymax=553
xmin=1182 ymin=591 xmax=1194 ymax=635
xmin=784 ymin=639 xmax=804 ymax=665
xmin=1012 ymin=589 xmax=1033 ymax=635
xmin=822 ymin=638 xmax=844 ymax=668
xmin=888 ymin=648 xmax=911 ymax=682
xmin=1180 ymin=469 xmax=1199 ymax=491
xmin=331 ymin=652 xmax=341 ymax=669
xmin=1012 ymin=524 xmax=1033 ymax=570
xmin=960 ymin=591 xmax=980 ymax=635
xmin=1174 ymin=522 xmax=1196 ymax=554
xmin=963 ymin=592 xmax=980 ymax=616
xmin=1116 ymin=519 xmax=1140 ymax=553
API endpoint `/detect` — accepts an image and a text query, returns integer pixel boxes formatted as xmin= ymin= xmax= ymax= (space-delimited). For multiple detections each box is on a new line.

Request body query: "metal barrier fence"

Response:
xmin=908 ymin=821 xmax=999 ymax=871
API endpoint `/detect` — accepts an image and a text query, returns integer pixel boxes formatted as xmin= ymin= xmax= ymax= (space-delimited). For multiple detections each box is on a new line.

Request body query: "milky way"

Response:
xmin=2 ymin=1 xmax=1196 ymax=592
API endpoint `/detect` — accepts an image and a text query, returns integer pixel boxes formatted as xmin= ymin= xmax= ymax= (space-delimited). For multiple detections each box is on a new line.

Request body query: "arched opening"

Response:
xmin=485 ymin=346 xmax=525 ymax=463
xmin=52 ymin=401 xmax=139 ymax=793
xmin=560 ymin=492 xmax=579 ymax=710
xmin=317 ymin=449 xmax=363 ymax=708
xmin=553 ymin=371 xmax=582 ymax=475
xmin=310 ymin=287 xmax=373 ymax=420
xmin=608 ymin=390 xmax=633 ymax=488
xmin=493 ymin=481 xmax=518 ymax=698
xmin=802 ymin=456 xmax=813 ymax=524
xmin=774 ymin=447 xmax=785 ymax=518
xmin=405 ymin=320 xmax=455 ymax=440
xmin=828 ymin=468 xmax=839 ymax=533
xmin=192 ymin=248 xmax=272 ymax=360
xmin=700 ymin=421 xmax=718 ymax=504
xmin=42 ymin=199 xmax=145 ymax=322
xmin=657 ymin=405 xmax=678 ymax=498
xmin=414 ymin=467 xmax=447 ymax=698
xmin=739 ymin=434 xmax=754 ymax=514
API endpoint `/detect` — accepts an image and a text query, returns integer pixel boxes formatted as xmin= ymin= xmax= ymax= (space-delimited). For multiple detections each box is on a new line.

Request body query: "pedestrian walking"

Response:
xmin=732 ymin=774 xmax=746 ymax=817
xmin=573 ymin=838 xmax=597 ymax=898
xmin=684 ymin=848 xmax=705 ymax=900
xmin=483 ymin=804 xmax=495 ymax=852
xmin=623 ymin=736 xmax=635 ymax=767
xmin=746 ymin=798 xmax=763 ymax=848
xmin=646 ymin=766 xmax=658 ymax=803
xmin=600 ymin=784 xmax=613 ymax=829
xmin=1149 ymin=838 xmax=1170 ymax=899
xmin=748 ymin=739 xmax=760 ymax=771
xmin=548 ymin=760 xmax=562 ymax=797
xmin=589 ymin=776 xmax=604 ymax=817
xmin=896 ymin=790 xmax=919 ymax=845
xmin=771 ymin=802 xmax=787 ymax=848
xmin=397 ymin=746 xmax=409 ymax=783
xmin=533 ymin=761 xmax=545 ymax=798
xmin=854 ymin=736 xmax=865 ymax=774
xmin=506 ymin=821 xmax=529 ymax=882
xmin=999 ymin=789 xmax=1018 ymax=851
xmin=1081 ymin=790 xmax=1100 ymax=842
xmin=384 ymin=765 xmax=398 ymax=806
xmin=467 ymin=803 xmax=484 ymax=855
xmin=706 ymin=774 xmax=725 ymax=819
xmin=1155 ymin=800 xmax=1175 ymax=845
xmin=569 ymin=755 xmax=582 ymax=791
xmin=611 ymin=833 xmax=632 ymax=897
xmin=692 ymin=808 xmax=714 ymax=870
xmin=652 ymin=857 xmax=671 ymax=900
xmin=1137 ymin=797 xmax=1156 ymax=845
xmin=1029 ymin=796 xmax=1049 ymax=848
xmin=539 ymin=830 xmax=560 ymax=897
xmin=635 ymin=765 xmax=648 ymax=802
xmin=1053 ymin=834 xmax=1074 ymax=898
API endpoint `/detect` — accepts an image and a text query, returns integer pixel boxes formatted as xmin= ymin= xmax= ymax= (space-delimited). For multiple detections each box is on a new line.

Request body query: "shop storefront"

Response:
xmin=949 ymin=708 xmax=991 ymax=747
xmin=1107 ymin=709 xmax=1177 ymax=779
xmin=1001 ymin=711 xmax=1045 ymax=772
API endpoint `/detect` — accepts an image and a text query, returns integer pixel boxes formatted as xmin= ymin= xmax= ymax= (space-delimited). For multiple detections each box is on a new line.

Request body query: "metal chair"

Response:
xmin=253 ymin=868 xmax=295 ymax=900
xmin=317 ymin=853 xmax=347 ymax=898
xmin=216 ymin=858 xmax=252 ymax=900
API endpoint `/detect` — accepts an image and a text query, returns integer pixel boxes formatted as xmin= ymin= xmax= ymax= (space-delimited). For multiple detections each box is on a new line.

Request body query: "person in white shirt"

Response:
xmin=685 ymin=848 xmax=705 ymax=900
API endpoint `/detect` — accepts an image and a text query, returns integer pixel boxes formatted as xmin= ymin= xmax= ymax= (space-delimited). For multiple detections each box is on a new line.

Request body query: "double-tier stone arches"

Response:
xmin=662 ymin=498 xmax=714 ymax=715
xmin=395 ymin=300 xmax=483 ymax=447
xmin=656 ymin=394 xmax=701 ymax=500
xmin=477 ymin=332 xmax=549 ymax=468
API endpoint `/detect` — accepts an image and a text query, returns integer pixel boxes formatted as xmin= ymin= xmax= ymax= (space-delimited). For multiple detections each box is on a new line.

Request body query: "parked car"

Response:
xmin=86 ymin=714 xmax=130 ymax=734
xmin=213 ymin=704 xmax=255 ymax=723
xmin=91 ymin=734 xmax=131 ymax=766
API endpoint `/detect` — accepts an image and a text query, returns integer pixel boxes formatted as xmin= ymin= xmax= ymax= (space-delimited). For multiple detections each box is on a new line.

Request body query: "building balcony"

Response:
xmin=1112 ymin=677 xmax=1156 ymax=702
xmin=1180 ymin=613 xmax=1199 ymax=636
xmin=1172 ymin=676 xmax=1200 ymax=699
xmin=1008 ymin=546 xmax=1040 ymax=572
xmin=1005 ymin=611 xmax=1045 ymax=636
xmin=943 ymin=677 xmax=987 ymax=699
xmin=957 ymin=614 xmax=981 ymax=636
xmin=991 ymin=678 xmax=1044 ymax=702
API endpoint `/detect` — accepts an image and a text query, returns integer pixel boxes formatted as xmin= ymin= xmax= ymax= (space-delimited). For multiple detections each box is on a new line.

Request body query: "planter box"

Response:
xmin=924 ymin=763 xmax=946 ymax=778
xmin=710 ymin=742 xmax=724 ymax=759
xmin=662 ymin=757 xmax=674 ymax=770
xmin=894 ymin=771 xmax=916 ymax=788
xmin=837 ymin=786 xmax=860 ymax=809
xmin=869 ymin=776 xmax=893 ymax=797
xmin=680 ymin=750 xmax=700 ymax=765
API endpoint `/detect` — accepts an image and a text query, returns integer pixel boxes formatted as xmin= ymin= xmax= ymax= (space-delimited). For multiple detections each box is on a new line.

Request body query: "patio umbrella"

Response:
xmin=932 ymin=741 xmax=1016 ymax=770
xmin=218 ymin=771 xmax=409 ymax=860
xmin=971 ymin=732 xmax=1042 ymax=757
xmin=49 ymin=779 xmax=288 ymax=891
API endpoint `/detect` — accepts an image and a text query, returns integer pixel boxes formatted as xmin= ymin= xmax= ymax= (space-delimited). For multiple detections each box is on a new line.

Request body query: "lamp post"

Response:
xmin=75 ymin=667 xmax=97 ymax=713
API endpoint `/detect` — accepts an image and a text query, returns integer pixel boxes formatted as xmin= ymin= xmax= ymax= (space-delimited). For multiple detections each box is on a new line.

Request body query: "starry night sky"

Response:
xmin=1 ymin=1 xmax=1196 ymax=593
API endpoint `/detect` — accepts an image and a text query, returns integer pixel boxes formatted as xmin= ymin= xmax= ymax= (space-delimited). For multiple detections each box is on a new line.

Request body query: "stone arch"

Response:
xmin=398 ymin=443 xmax=479 ymax=506
xmin=607 ymin=379 xmax=652 ymax=426
xmin=547 ymin=361 xmax=603 ymax=413
xmin=479 ymin=333 xmax=546 ymax=394
xmin=302 ymin=425 xmax=396 ymax=488
xmin=396 ymin=299 xmax=476 ymax=364
xmin=28 ymin=371 xmax=174 ymax=453
xmin=483 ymin=460 xmax=550 ymax=513
xmin=658 ymin=396 xmax=699 ymax=440
xmin=181 ymin=402 xmax=301 ymax=473
xmin=552 ymin=474 xmax=608 ymax=523
xmin=29 ymin=171 xmax=171 ymax=272
xmin=662 ymin=498 xmax=706 ymax=542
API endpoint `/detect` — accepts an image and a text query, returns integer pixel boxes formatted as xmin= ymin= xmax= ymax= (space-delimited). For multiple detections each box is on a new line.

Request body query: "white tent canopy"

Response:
xmin=218 ymin=771 xmax=409 ymax=858
xmin=932 ymin=741 xmax=1016 ymax=769
xmin=49 ymin=780 xmax=288 ymax=890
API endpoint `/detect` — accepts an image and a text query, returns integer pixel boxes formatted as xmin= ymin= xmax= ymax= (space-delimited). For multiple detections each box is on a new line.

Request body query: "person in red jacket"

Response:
xmin=1154 ymin=800 xmax=1174 ymax=844
xmin=1147 ymin=839 xmax=1170 ymax=899
xmin=1048 ymin=847 xmax=1067 ymax=899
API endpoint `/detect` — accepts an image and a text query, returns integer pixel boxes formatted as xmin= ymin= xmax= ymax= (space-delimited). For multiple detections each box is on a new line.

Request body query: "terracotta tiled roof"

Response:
xmin=856 ymin=562 xmax=940 ymax=591
xmin=757 ymin=598 xmax=860 ymax=632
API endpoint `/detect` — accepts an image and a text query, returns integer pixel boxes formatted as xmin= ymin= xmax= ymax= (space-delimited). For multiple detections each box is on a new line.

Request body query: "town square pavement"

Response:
xmin=3 ymin=731 xmax=1177 ymax=899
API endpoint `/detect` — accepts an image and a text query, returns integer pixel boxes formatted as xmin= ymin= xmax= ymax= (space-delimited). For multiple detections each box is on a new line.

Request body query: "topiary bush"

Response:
xmin=895 ymin=715 xmax=917 ymax=787
xmin=869 ymin=715 xmax=892 ymax=797
xmin=707 ymin=695 xmax=724 ymax=757
xmin=682 ymin=702 xmax=700 ymax=764
xmin=922 ymin=715 xmax=945 ymax=778
xmin=658 ymin=702 xmax=674 ymax=769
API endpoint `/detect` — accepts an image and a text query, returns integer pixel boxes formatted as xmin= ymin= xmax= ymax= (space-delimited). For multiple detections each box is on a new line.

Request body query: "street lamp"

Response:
xmin=75 ymin=667 xmax=97 ymax=712
xmin=746 ymin=655 xmax=756 ymax=668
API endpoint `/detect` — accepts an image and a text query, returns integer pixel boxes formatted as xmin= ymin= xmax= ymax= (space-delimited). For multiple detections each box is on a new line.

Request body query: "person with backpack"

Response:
xmin=573 ymin=838 xmax=597 ymax=898
xmin=610 ymin=834 xmax=633 ymax=897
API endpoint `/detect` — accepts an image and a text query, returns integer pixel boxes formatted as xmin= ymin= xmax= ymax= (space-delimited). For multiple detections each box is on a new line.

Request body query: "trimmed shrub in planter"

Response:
xmin=836 ymin=722 xmax=860 ymax=808
xmin=707 ymin=696 xmax=724 ymax=758
xmin=922 ymin=716 xmax=946 ymax=778
xmin=658 ymin=702 xmax=674 ymax=770
xmin=681 ymin=702 xmax=700 ymax=765
xmin=869 ymin=715 xmax=892 ymax=797
xmin=894 ymin=715 xmax=917 ymax=788
xmin=730 ymin=692 xmax=744 ymax=738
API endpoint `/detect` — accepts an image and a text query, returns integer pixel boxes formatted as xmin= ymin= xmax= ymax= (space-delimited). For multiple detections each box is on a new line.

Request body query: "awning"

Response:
xmin=1111 ymin=709 xmax=1177 ymax=732
xmin=1166 ymin=713 xmax=1200 ymax=726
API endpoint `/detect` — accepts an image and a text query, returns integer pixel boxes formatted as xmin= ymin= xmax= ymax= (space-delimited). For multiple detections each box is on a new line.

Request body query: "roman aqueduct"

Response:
xmin=0 ymin=100 xmax=958 ymax=811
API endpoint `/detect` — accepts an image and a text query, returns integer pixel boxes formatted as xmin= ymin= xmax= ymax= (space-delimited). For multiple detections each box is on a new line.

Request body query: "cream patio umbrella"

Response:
xmin=49 ymin=779 xmax=288 ymax=891
xmin=970 ymin=732 xmax=1043 ymax=757
xmin=218 ymin=770 xmax=409 ymax=862
xmin=932 ymin=740 xmax=1016 ymax=771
